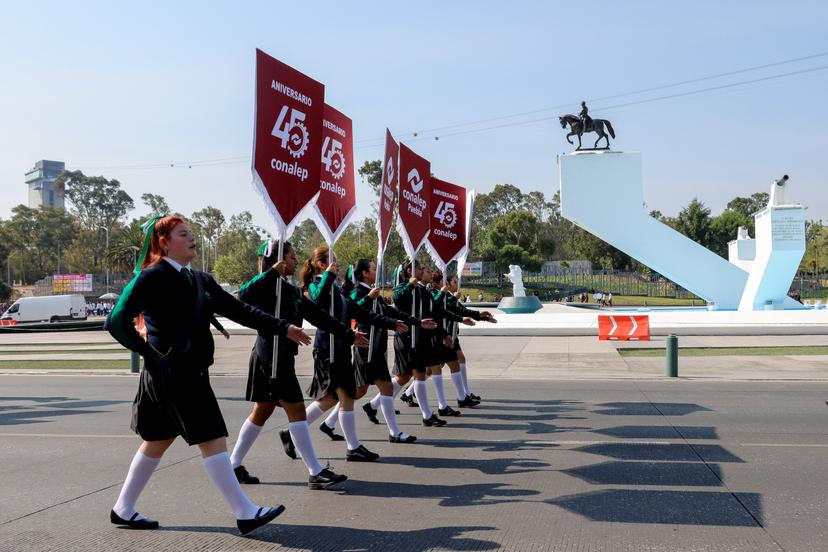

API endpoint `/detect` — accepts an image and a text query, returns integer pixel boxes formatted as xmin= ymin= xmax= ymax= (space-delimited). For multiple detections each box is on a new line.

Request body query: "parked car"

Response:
xmin=0 ymin=295 xmax=87 ymax=323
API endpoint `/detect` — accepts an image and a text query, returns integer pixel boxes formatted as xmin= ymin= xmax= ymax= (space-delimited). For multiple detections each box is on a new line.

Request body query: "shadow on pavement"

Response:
xmin=264 ymin=480 xmax=539 ymax=507
xmin=593 ymin=425 xmax=719 ymax=439
xmin=158 ymin=523 xmax=500 ymax=550
xmin=592 ymin=402 xmax=713 ymax=416
xmin=564 ymin=460 xmax=723 ymax=486
xmin=576 ymin=442 xmax=744 ymax=463
xmin=415 ymin=438 xmax=561 ymax=453
xmin=0 ymin=398 xmax=129 ymax=426
xmin=548 ymin=489 xmax=763 ymax=526
xmin=378 ymin=455 xmax=551 ymax=475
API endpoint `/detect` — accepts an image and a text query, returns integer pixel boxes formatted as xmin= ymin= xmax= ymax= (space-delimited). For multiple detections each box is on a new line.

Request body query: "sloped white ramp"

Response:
xmin=558 ymin=151 xmax=749 ymax=309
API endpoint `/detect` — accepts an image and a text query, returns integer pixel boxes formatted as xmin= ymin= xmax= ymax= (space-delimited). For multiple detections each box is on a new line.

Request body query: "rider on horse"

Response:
xmin=579 ymin=101 xmax=592 ymax=132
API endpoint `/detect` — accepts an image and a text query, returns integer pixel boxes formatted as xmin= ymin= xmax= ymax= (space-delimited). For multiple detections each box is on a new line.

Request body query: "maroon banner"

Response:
xmin=426 ymin=178 xmax=467 ymax=270
xmin=377 ymin=129 xmax=398 ymax=265
xmin=313 ymin=104 xmax=356 ymax=244
xmin=397 ymin=143 xmax=431 ymax=259
xmin=252 ymin=49 xmax=325 ymax=235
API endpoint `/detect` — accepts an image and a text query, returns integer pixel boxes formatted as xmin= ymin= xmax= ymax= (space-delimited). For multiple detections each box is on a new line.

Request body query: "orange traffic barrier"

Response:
xmin=598 ymin=314 xmax=649 ymax=341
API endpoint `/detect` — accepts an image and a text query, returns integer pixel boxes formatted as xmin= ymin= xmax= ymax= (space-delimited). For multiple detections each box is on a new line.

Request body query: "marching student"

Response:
xmin=106 ymin=215 xmax=311 ymax=535
xmin=228 ymin=240 xmax=366 ymax=489
xmin=297 ymin=245 xmax=403 ymax=462
xmin=431 ymin=270 xmax=497 ymax=405
xmin=342 ymin=259 xmax=438 ymax=443
xmin=387 ymin=259 xmax=468 ymax=427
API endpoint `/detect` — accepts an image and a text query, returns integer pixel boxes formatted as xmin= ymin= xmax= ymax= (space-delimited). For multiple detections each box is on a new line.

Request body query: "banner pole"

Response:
xmin=367 ymin=258 xmax=379 ymax=363
xmin=271 ymin=235 xmax=285 ymax=380
xmin=329 ymin=245 xmax=335 ymax=364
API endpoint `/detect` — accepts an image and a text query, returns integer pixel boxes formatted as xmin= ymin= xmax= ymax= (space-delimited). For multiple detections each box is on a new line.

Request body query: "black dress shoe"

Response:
xmin=362 ymin=402 xmax=380 ymax=424
xmin=110 ymin=509 xmax=159 ymax=529
xmin=422 ymin=414 xmax=447 ymax=427
xmin=469 ymin=393 xmax=481 ymax=401
xmin=438 ymin=406 xmax=461 ymax=417
xmin=233 ymin=465 xmax=260 ymax=484
xmin=389 ymin=432 xmax=417 ymax=443
xmin=308 ymin=467 xmax=348 ymax=490
xmin=400 ymin=393 xmax=419 ymax=408
xmin=278 ymin=429 xmax=297 ymax=459
xmin=319 ymin=422 xmax=346 ymax=441
xmin=346 ymin=444 xmax=380 ymax=462
xmin=237 ymin=505 xmax=286 ymax=535
xmin=457 ymin=396 xmax=480 ymax=408
xmin=395 ymin=409 xmax=400 ymax=414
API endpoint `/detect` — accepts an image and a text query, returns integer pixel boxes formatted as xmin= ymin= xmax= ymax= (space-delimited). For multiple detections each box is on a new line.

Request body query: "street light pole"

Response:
xmin=99 ymin=225 xmax=110 ymax=292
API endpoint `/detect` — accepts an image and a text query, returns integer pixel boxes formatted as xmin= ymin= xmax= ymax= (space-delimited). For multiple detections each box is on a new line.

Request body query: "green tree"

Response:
xmin=4 ymin=206 xmax=78 ymax=282
xmin=358 ymin=160 xmax=383 ymax=196
xmin=488 ymin=211 xmax=539 ymax=251
xmin=726 ymin=192 xmax=769 ymax=219
xmin=214 ymin=239 xmax=259 ymax=284
xmin=106 ymin=220 xmax=144 ymax=272
xmin=800 ymin=220 xmax=828 ymax=275
xmin=141 ymin=193 xmax=170 ymax=216
xmin=190 ymin=206 xmax=226 ymax=272
xmin=56 ymin=170 xmax=134 ymax=231
xmin=675 ymin=198 xmax=712 ymax=247
xmin=708 ymin=210 xmax=751 ymax=258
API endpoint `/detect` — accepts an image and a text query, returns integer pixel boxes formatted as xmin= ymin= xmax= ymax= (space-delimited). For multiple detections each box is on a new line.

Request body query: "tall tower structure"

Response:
xmin=25 ymin=160 xmax=66 ymax=209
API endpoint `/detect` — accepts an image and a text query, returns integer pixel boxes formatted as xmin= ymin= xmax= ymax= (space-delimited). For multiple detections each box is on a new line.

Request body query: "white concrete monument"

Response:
xmin=738 ymin=176 xmax=805 ymax=310
xmin=558 ymin=152 xmax=804 ymax=311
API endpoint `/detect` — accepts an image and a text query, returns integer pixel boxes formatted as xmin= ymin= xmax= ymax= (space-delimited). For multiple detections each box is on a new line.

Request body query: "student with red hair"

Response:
xmin=106 ymin=215 xmax=310 ymax=535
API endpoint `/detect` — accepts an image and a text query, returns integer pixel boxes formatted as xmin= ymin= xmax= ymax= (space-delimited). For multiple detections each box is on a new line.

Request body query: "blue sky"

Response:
xmin=1 ymin=1 xmax=827 ymax=231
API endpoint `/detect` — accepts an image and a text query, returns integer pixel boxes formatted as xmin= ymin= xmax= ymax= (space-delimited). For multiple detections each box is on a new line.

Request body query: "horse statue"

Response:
xmin=558 ymin=114 xmax=616 ymax=150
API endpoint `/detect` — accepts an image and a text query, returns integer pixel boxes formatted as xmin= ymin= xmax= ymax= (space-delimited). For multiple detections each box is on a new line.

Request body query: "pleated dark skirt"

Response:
xmin=308 ymin=347 xmax=357 ymax=399
xmin=245 ymin=349 xmax=304 ymax=404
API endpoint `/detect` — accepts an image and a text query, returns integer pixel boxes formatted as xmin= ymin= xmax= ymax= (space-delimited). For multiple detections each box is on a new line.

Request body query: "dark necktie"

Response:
xmin=180 ymin=267 xmax=193 ymax=286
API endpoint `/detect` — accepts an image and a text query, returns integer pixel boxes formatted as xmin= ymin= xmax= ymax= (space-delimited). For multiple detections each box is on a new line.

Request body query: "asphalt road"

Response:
xmin=2 ymin=373 xmax=828 ymax=551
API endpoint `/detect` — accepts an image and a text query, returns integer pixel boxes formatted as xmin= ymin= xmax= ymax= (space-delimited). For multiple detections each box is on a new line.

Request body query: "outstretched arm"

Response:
xmin=206 ymin=275 xmax=289 ymax=337
xmin=105 ymin=272 xmax=156 ymax=358
xmin=300 ymin=297 xmax=354 ymax=343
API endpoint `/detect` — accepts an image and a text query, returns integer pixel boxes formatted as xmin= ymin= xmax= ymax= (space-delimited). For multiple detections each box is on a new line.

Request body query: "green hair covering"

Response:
xmin=134 ymin=215 xmax=164 ymax=275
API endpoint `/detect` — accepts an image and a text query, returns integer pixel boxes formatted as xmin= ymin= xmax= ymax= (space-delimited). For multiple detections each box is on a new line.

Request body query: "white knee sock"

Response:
xmin=404 ymin=380 xmax=416 ymax=397
xmin=380 ymin=395 xmax=405 ymax=437
xmin=460 ymin=363 xmax=472 ymax=395
xmin=451 ymin=372 xmax=467 ymax=400
xmin=305 ymin=401 xmax=325 ymax=424
xmin=413 ymin=380 xmax=433 ymax=419
xmin=369 ymin=391 xmax=383 ymax=410
xmin=371 ymin=379 xmax=401 ymax=410
xmin=431 ymin=375 xmax=448 ymax=409
xmin=338 ymin=410 xmax=361 ymax=450
xmin=324 ymin=403 xmax=341 ymax=430
xmin=202 ymin=451 xmax=259 ymax=519
xmin=230 ymin=418 xmax=262 ymax=468
xmin=289 ymin=421 xmax=323 ymax=476
xmin=113 ymin=451 xmax=160 ymax=520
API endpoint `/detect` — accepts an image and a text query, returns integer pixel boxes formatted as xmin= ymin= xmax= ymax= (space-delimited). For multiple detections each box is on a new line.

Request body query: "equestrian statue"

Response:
xmin=559 ymin=101 xmax=616 ymax=150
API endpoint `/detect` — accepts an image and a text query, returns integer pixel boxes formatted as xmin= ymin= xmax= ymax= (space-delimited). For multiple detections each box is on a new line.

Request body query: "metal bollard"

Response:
xmin=666 ymin=334 xmax=678 ymax=377
xmin=130 ymin=351 xmax=141 ymax=373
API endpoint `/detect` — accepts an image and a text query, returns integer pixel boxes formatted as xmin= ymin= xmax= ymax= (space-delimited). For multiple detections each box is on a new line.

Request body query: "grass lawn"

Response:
xmin=0 ymin=348 xmax=124 ymax=356
xmin=0 ymin=359 xmax=133 ymax=369
xmin=619 ymin=346 xmax=828 ymax=357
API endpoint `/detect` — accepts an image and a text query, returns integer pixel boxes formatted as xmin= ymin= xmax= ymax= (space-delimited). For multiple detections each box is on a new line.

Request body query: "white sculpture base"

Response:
xmin=738 ymin=205 xmax=805 ymax=310
xmin=558 ymin=151 xmax=803 ymax=311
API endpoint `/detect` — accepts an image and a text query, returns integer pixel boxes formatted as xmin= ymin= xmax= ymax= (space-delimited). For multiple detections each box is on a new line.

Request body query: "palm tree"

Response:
xmin=106 ymin=221 xmax=144 ymax=272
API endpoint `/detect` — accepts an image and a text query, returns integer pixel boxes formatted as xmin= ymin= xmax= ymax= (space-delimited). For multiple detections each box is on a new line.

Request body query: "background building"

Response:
xmin=26 ymin=160 xmax=65 ymax=209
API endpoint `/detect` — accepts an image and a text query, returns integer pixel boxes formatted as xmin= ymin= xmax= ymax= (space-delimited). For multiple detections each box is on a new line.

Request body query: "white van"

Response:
xmin=1 ymin=295 xmax=87 ymax=324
